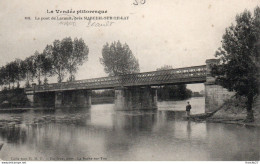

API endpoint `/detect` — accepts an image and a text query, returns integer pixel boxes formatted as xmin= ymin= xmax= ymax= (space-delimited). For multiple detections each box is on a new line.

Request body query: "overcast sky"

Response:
xmin=0 ymin=0 xmax=259 ymax=91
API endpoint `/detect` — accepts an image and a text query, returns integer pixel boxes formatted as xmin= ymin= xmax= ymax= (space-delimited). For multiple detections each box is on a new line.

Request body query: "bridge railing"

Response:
xmin=120 ymin=65 xmax=206 ymax=85
xmin=27 ymin=65 xmax=206 ymax=92
xmin=30 ymin=76 xmax=121 ymax=92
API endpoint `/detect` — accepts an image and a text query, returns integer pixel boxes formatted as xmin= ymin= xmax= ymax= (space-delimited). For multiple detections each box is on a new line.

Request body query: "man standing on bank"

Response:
xmin=186 ymin=101 xmax=192 ymax=116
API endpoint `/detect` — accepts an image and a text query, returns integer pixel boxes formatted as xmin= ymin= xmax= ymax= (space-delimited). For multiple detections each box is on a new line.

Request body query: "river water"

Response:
xmin=0 ymin=97 xmax=259 ymax=161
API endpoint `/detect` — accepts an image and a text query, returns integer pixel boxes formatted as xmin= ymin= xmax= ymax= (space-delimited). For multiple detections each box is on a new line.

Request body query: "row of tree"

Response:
xmin=0 ymin=37 xmax=89 ymax=89
xmin=0 ymin=40 xmax=141 ymax=90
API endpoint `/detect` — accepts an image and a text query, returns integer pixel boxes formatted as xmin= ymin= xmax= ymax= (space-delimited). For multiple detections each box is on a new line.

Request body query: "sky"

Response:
xmin=0 ymin=0 xmax=259 ymax=91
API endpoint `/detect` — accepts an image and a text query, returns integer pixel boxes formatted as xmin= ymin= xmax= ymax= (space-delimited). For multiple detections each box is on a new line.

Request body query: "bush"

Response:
xmin=222 ymin=96 xmax=247 ymax=114
xmin=0 ymin=88 xmax=30 ymax=108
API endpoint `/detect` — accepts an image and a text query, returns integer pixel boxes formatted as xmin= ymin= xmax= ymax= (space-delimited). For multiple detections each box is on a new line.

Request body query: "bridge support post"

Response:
xmin=55 ymin=91 xmax=63 ymax=108
xmin=26 ymin=91 xmax=35 ymax=107
xmin=204 ymin=59 xmax=235 ymax=113
xmin=115 ymin=86 xmax=157 ymax=110
xmin=25 ymin=83 xmax=36 ymax=107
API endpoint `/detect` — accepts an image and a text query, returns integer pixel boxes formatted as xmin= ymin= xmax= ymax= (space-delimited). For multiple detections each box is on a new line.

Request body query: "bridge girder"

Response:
xmin=25 ymin=65 xmax=207 ymax=93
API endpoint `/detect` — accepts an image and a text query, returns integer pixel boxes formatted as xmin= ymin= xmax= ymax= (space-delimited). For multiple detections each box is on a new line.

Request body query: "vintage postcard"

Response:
xmin=0 ymin=0 xmax=259 ymax=162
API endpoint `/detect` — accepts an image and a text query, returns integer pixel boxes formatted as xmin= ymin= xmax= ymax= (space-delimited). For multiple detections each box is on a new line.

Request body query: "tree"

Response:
xmin=100 ymin=41 xmax=140 ymax=76
xmin=41 ymin=47 xmax=54 ymax=84
xmin=211 ymin=6 xmax=260 ymax=122
xmin=33 ymin=51 xmax=53 ymax=85
xmin=33 ymin=51 xmax=44 ymax=85
xmin=65 ymin=38 xmax=89 ymax=82
xmin=22 ymin=56 xmax=36 ymax=87
xmin=156 ymin=65 xmax=192 ymax=100
xmin=176 ymin=84 xmax=192 ymax=99
xmin=0 ymin=66 xmax=5 ymax=89
xmin=13 ymin=58 xmax=26 ymax=88
xmin=0 ymin=65 xmax=10 ymax=89
xmin=47 ymin=37 xmax=89 ymax=83
xmin=49 ymin=39 xmax=69 ymax=83
xmin=5 ymin=61 xmax=18 ymax=88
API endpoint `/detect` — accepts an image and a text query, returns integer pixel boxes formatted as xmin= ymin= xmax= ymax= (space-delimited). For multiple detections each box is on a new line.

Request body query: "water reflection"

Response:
xmin=0 ymin=125 xmax=27 ymax=144
xmin=0 ymin=97 xmax=259 ymax=161
xmin=205 ymin=123 xmax=260 ymax=161
xmin=112 ymin=111 xmax=157 ymax=132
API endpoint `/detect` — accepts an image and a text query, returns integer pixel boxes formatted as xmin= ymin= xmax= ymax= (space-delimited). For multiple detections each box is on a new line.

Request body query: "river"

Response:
xmin=0 ymin=97 xmax=259 ymax=161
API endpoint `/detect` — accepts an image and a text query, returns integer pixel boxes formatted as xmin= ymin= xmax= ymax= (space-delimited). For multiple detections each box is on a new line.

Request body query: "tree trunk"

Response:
xmin=44 ymin=75 xmax=48 ymax=85
xmin=245 ymin=92 xmax=254 ymax=122
xmin=38 ymin=72 xmax=41 ymax=85
xmin=58 ymin=69 xmax=62 ymax=83
xmin=58 ymin=74 xmax=62 ymax=83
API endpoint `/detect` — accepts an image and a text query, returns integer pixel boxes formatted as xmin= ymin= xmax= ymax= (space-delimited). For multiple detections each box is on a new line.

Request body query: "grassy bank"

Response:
xmin=206 ymin=95 xmax=260 ymax=126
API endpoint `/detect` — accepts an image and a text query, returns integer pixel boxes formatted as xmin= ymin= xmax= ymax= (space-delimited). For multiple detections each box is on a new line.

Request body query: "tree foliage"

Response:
xmin=47 ymin=37 xmax=89 ymax=83
xmin=157 ymin=84 xmax=192 ymax=101
xmin=100 ymin=41 xmax=140 ymax=76
xmin=0 ymin=37 xmax=89 ymax=89
xmin=66 ymin=38 xmax=89 ymax=81
xmin=41 ymin=48 xmax=53 ymax=84
xmin=156 ymin=66 xmax=192 ymax=101
xmin=211 ymin=6 xmax=260 ymax=122
xmin=22 ymin=56 xmax=37 ymax=87
xmin=13 ymin=59 xmax=25 ymax=88
xmin=6 ymin=61 xmax=19 ymax=88
xmin=50 ymin=39 xmax=70 ymax=83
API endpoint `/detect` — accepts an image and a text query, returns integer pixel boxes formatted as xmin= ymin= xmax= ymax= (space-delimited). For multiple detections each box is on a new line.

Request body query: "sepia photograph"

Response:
xmin=0 ymin=0 xmax=259 ymax=162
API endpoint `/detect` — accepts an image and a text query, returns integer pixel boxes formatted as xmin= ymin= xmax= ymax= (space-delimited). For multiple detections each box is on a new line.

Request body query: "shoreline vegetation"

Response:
xmin=187 ymin=95 xmax=260 ymax=127
xmin=212 ymin=95 xmax=260 ymax=126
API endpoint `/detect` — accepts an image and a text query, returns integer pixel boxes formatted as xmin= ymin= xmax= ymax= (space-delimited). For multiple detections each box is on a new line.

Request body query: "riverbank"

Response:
xmin=206 ymin=117 xmax=260 ymax=127
xmin=205 ymin=96 xmax=260 ymax=127
xmin=0 ymin=108 xmax=30 ymax=113
xmin=0 ymin=107 xmax=55 ymax=113
xmin=186 ymin=111 xmax=260 ymax=127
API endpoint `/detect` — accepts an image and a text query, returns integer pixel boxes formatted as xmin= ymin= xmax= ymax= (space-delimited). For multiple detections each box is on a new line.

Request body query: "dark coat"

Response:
xmin=186 ymin=104 xmax=191 ymax=111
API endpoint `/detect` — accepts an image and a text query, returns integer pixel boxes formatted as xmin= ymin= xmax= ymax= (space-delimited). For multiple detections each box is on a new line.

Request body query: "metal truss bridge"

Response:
xmin=28 ymin=65 xmax=207 ymax=93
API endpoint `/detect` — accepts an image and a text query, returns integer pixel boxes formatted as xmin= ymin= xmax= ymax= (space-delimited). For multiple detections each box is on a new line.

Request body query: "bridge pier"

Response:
xmin=115 ymin=86 xmax=157 ymax=110
xmin=26 ymin=91 xmax=35 ymax=107
xmin=204 ymin=59 xmax=235 ymax=112
xmin=55 ymin=91 xmax=63 ymax=108
xmin=25 ymin=83 xmax=36 ymax=107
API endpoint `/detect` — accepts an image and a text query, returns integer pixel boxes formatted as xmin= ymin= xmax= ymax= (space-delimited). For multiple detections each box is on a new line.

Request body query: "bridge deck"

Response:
xmin=27 ymin=65 xmax=207 ymax=93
